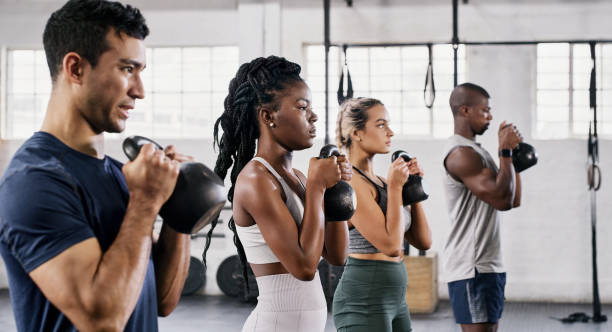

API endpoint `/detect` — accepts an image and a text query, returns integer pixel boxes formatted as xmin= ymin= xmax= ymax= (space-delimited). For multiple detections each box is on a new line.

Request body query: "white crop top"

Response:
xmin=235 ymin=157 xmax=305 ymax=264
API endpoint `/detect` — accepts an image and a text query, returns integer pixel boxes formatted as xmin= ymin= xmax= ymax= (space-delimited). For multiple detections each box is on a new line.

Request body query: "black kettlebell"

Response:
xmin=512 ymin=142 xmax=538 ymax=173
xmin=122 ymin=135 xmax=226 ymax=234
xmin=391 ymin=151 xmax=429 ymax=206
xmin=318 ymin=144 xmax=357 ymax=222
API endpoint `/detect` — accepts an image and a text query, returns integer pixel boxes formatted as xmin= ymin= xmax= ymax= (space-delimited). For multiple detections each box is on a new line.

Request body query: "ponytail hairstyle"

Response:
xmin=336 ymin=97 xmax=384 ymax=152
xmin=203 ymin=56 xmax=303 ymax=297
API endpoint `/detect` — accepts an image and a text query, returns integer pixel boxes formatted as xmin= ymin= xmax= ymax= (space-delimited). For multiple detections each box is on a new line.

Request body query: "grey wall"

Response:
xmin=0 ymin=0 xmax=611 ymax=303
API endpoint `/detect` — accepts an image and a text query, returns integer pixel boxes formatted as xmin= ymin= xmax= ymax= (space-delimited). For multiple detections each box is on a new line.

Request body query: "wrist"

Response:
xmin=306 ymin=180 xmax=327 ymax=195
xmin=128 ymin=193 xmax=163 ymax=217
xmin=498 ymin=148 xmax=512 ymax=158
xmin=499 ymin=142 xmax=514 ymax=151
xmin=388 ymin=183 xmax=404 ymax=192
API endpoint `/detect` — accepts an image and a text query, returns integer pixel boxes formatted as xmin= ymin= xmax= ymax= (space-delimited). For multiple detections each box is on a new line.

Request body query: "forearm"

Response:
xmin=153 ymin=223 xmax=190 ymax=317
xmin=494 ymin=157 xmax=516 ymax=208
xmin=298 ymin=184 xmax=327 ymax=268
xmin=323 ymin=221 xmax=348 ymax=265
xmin=513 ymin=171 xmax=522 ymax=207
xmin=86 ymin=199 xmax=158 ymax=328
xmin=406 ymin=203 xmax=431 ymax=250
xmin=383 ymin=187 xmax=406 ymax=253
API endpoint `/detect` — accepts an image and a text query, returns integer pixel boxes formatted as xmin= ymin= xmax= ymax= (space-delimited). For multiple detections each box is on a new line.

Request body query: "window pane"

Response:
xmin=538 ymin=43 xmax=570 ymax=57
xmin=5 ymin=50 xmax=51 ymax=138
xmin=305 ymin=44 xmax=465 ymax=137
xmin=538 ymin=73 xmax=569 ymax=90
xmin=537 ymin=58 xmax=569 ymax=73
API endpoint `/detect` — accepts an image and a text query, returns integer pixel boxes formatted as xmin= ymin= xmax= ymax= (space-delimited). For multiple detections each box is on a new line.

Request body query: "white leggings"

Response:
xmin=242 ymin=271 xmax=328 ymax=332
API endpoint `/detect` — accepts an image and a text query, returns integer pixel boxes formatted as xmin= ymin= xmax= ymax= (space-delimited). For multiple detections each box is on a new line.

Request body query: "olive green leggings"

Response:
xmin=332 ymin=257 xmax=412 ymax=332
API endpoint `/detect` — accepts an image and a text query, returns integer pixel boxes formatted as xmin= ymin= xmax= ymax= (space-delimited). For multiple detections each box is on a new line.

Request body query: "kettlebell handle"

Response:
xmin=123 ymin=135 xmax=164 ymax=161
xmin=319 ymin=144 xmax=341 ymax=159
xmin=391 ymin=150 xmax=413 ymax=163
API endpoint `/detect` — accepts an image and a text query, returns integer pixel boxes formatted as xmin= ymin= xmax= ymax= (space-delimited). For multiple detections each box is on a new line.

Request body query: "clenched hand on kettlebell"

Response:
xmin=391 ymin=151 xmax=429 ymax=206
xmin=498 ymin=122 xmax=538 ymax=173
xmin=318 ymin=144 xmax=357 ymax=221
xmin=123 ymin=135 xmax=226 ymax=234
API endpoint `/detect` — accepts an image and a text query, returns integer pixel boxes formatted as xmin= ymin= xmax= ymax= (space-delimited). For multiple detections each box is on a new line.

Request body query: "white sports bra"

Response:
xmin=235 ymin=157 xmax=305 ymax=264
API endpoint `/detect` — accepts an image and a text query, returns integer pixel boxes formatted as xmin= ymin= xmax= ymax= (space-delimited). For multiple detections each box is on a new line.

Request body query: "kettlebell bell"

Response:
xmin=391 ymin=151 xmax=429 ymax=206
xmin=512 ymin=142 xmax=538 ymax=173
xmin=318 ymin=144 xmax=357 ymax=221
xmin=122 ymin=135 xmax=226 ymax=234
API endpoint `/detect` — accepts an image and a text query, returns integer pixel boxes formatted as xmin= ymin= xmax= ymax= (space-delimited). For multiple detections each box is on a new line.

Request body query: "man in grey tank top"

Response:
xmin=442 ymin=83 xmax=523 ymax=332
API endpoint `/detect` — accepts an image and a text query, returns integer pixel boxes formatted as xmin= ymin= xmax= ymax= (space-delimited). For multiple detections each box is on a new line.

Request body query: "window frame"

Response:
xmin=303 ymin=43 xmax=466 ymax=140
xmin=0 ymin=44 xmax=239 ymax=140
xmin=535 ymin=42 xmax=612 ymax=140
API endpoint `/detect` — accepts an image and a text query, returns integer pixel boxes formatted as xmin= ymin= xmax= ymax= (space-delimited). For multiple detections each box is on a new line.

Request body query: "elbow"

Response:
xmin=89 ymin=317 xmax=123 ymax=332
xmin=409 ymin=238 xmax=432 ymax=251
xmin=493 ymin=195 xmax=514 ymax=211
xmin=326 ymin=250 xmax=348 ymax=266
xmin=382 ymin=247 xmax=402 ymax=258
xmin=326 ymin=255 xmax=347 ymax=267
xmin=80 ymin=296 xmax=125 ymax=332
xmin=81 ymin=308 xmax=123 ymax=332
xmin=292 ymin=266 xmax=318 ymax=281
xmin=496 ymin=203 xmax=513 ymax=211
xmin=418 ymin=238 xmax=432 ymax=251
xmin=501 ymin=199 xmax=514 ymax=211
xmin=379 ymin=239 xmax=403 ymax=257
xmin=157 ymin=297 xmax=180 ymax=317
xmin=157 ymin=284 xmax=184 ymax=317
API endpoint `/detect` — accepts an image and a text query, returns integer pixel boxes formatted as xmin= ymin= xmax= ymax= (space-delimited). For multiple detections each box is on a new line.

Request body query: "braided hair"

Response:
xmin=336 ymin=97 xmax=383 ymax=152
xmin=203 ymin=56 xmax=303 ymax=297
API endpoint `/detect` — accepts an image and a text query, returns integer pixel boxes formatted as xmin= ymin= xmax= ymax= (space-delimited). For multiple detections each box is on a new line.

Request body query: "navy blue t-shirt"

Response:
xmin=0 ymin=132 xmax=158 ymax=332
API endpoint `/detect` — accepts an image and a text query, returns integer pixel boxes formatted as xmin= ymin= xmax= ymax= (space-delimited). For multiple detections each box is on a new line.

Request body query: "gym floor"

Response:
xmin=0 ymin=290 xmax=609 ymax=332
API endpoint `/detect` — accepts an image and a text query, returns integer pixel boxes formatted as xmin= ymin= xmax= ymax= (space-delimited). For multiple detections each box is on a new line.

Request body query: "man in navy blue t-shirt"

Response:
xmin=0 ymin=1 xmax=191 ymax=331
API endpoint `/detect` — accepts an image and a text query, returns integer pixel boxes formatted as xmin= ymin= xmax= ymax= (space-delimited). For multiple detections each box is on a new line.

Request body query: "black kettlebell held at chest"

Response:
xmin=391 ymin=151 xmax=429 ymax=206
xmin=318 ymin=144 xmax=357 ymax=222
xmin=122 ymin=136 xmax=226 ymax=234
xmin=512 ymin=142 xmax=538 ymax=173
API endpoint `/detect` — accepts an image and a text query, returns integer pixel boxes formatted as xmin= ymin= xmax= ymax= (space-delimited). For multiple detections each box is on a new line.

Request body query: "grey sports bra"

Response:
xmin=349 ymin=168 xmax=412 ymax=254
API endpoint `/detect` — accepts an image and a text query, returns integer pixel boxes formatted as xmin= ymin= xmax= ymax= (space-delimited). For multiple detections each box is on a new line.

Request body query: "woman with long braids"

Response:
xmin=211 ymin=56 xmax=350 ymax=331
xmin=332 ymin=98 xmax=432 ymax=332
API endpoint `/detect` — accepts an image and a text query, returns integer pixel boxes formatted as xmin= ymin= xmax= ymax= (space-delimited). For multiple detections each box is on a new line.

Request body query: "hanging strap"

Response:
xmin=588 ymin=42 xmax=599 ymax=163
xmin=337 ymin=44 xmax=354 ymax=105
xmin=424 ymin=43 xmax=436 ymax=109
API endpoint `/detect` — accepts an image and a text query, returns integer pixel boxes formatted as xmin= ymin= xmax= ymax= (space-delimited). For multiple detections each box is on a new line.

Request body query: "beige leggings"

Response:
xmin=242 ymin=271 xmax=328 ymax=332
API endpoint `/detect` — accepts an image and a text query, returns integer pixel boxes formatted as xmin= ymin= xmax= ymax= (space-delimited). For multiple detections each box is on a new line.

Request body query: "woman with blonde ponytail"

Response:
xmin=332 ymin=97 xmax=432 ymax=332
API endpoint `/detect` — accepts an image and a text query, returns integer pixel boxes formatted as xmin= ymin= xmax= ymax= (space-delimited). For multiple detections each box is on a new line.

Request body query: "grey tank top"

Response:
xmin=442 ymin=135 xmax=504 ymax=282
xmin=348 ymin=169 xmax=412 ymax=254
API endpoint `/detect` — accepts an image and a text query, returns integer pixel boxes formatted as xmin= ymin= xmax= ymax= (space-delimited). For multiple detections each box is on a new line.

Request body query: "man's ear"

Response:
xmin=62 ymin=52 xmax=86 ymax=84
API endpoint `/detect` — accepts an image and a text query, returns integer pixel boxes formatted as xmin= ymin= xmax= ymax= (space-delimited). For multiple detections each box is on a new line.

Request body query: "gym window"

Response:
xmin=536 ymin=43 xmax=612 ymax=139
xmin=1 ymin=46 xmax=239 ymax=139
xmin=305 ymin=44 xmax=466 ymax=139
xmin=2 ymin=49 xmax=51 ymax=139
xmin=109 ymin=46 xmax=239 ymax=139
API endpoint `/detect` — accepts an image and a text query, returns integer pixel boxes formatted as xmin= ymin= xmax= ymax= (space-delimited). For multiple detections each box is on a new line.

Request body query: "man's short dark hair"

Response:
xmin=457 ymin=82 xmax=490 ymax=99
xmin=449 ymin=82 xmax=490 ymax=115
xmin=43 ymin=0 xmax=149 ymax=81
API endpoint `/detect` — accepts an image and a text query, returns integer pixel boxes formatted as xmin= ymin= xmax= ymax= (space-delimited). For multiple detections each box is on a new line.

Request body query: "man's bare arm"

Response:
xmin=445 ymin=147 xmax=516 ymax=211
xmin=153 ymin=224 xmax=190 ymax=317
xmin=29 ymin=144 xmax=179 ymax=331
